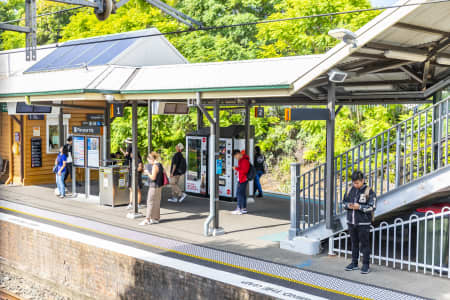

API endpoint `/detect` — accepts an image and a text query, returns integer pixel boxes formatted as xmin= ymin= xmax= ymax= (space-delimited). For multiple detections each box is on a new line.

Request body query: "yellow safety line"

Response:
xmin=0 ymin=205 xmax=369 ymax=300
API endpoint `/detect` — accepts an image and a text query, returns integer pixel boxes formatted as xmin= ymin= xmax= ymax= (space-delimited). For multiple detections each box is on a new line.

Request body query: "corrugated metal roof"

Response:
xmin=123 ymin=55 xmax=323 ymax=93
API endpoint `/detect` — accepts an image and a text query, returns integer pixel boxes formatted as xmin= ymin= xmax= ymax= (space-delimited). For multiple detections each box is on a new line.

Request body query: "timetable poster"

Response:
xmin=87 ymin=136 xmax=100 ymax=168
xmin=73 ymin=136 xmax=86 ymax=167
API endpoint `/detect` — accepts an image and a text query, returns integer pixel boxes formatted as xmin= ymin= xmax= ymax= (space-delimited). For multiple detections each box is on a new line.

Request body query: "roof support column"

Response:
xmin=148 ymin=100 xmax=152 ymax=155
xmin=325 ymin=81 xmax=336 ymax=230
xmin=244 ymin=102 xmax=253 ymax=199
xmin=104 ymin=103 xmax=111 ymax=161
xmin=197 ymin=93 xmax=224 ymax=236
xmin=432 ymin=91 xmax=442 ymax=170
xmin=197 ymin=107 xmax=203 ymax=130
xmin=127 ymin=101 xmax=144 ymax=219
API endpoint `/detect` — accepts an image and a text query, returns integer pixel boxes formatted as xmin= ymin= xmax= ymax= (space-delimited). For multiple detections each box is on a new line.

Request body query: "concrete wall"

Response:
xmin=0 ymin=220 xmax=273 ymax=300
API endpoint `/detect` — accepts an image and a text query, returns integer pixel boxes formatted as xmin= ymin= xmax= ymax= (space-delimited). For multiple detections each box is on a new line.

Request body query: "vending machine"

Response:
xmin=185 ymin=125 xmax=254 ymax=200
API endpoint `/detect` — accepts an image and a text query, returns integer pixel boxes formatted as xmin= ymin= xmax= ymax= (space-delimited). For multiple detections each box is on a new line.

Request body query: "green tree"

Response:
xmin=256 ymin=0 xmax=379 ymax=57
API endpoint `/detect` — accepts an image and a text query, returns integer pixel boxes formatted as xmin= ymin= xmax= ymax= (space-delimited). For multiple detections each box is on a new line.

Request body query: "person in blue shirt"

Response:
xmin=55 ymin=146 xmax=67 ymax=198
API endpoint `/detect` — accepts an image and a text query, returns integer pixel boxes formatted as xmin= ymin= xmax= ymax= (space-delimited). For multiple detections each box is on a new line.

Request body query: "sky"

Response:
xmin=370 ymin=0 xmax=398 ymax=7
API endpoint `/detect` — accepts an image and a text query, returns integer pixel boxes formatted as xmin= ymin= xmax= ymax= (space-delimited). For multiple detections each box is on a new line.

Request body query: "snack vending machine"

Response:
xmin=185 ymin=126 xmax=254 ymax=200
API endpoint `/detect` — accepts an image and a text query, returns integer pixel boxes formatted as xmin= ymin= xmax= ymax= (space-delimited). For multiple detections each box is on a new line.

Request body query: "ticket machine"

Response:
xmin=185 ymin=125 xmax=254 ymax=200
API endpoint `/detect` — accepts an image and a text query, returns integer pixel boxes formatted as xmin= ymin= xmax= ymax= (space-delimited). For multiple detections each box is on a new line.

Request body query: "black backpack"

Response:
xmin=247 ymin=163 xmax=256 ymax=181
xmin=179 ymin=156 xmax=187 ymax=175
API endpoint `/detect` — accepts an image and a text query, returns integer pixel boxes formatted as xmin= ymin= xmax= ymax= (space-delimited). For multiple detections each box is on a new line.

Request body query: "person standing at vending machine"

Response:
xmin=168 ymin=143 xmax=187 ymax=203
xmin=254 ymin=146 xmax=266 ymax=198
xmin=232 ymin=150 xmax=250 ymax=215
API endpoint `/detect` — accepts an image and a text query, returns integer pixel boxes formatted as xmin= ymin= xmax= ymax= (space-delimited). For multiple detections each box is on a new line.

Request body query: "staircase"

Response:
xmin=287 ymin=96 xmax=450 ymax=243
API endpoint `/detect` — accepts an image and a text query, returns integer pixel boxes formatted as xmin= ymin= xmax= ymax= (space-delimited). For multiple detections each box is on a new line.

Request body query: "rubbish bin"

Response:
xmin=99 ymin=165 xmax=130 ymax=207
xmin=415 ymin=204 xmax=450 ymax=268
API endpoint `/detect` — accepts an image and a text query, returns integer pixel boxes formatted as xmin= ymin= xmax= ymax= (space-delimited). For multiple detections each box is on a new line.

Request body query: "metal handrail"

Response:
xmin=293 ymin=96 xmax=450 ymax=232
xmin=329 ymin=206 xmax=450 ymax=278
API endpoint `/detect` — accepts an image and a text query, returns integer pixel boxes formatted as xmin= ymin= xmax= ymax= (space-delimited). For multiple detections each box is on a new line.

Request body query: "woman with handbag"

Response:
xmin=140 ymin=152 xmax=165 ymax=225
xmin=54 ymin=146 xmax=67 ymax=198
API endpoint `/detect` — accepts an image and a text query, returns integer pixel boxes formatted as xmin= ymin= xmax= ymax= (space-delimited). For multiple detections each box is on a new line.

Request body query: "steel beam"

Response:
xmin=244 ymin=103 xmax=250 ymax=155
xmin=145 ymin=0 xmax=202 ymax=28
xmin=325 ymin=81 xmax=336 ymax=230
xmin=394 ymin=22 xmax=449 ymax=36
xmin=0 ymin=23 xmax=31 ymax=33
xmin=47 ymin=0 xmax=98 ymax=8
xmin=289 ymin=163 xmax=301 ymax=240
xmin=131 ymin=102 xmax=140 ymax=216
xmin=213 ymin=101 xmax=221 ymax=230
xmin=197 ymin=108 xmax=203 ymax=130
xmin=58 ymin=108 xmax=64 ymax=149
xmin=25 ymin=0 xmax=37 ymax=61
xmin=400 ymin=66 xmax=423 ymax=84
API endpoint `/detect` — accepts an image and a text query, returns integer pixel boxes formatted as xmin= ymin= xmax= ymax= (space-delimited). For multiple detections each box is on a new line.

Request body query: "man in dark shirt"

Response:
xmin=63 ymin=136 xmax=73 ymax=188
xmin=168 ymin=143 xmax=187 ymax=203
xmin=343 ymin=170 xmax=376 ymax=274
xmin=254 ymin=146 xmax=265 ymax=198
xmin=121 ymin=138 xmax=144 ymax=210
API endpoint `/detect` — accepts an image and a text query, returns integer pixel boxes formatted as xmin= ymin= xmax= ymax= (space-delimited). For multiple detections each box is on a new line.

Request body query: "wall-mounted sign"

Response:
xmin=73 ymin=136 xmax=86 ymax=167
xmin=87 ymin=136 xmax=100 ymax=168
xmin=28 ymin=115 xmax=45 ymax=120
xmin=1 ymin=103 xmax=8 ymax=112
xmin=113 ymin=103 xmax=124 ymax=117
xmin=255 ymin=107 xmax=264 ymax=118
xmin=30 ymin=138 xmax=42 ymax=168
xmin=87 ymin=114 xmax=104 ymax=121
xmin=32 ymin=126 xmax=40 ymax=136
xmin=82 ymin=121 xmax=104 ymax=126
xmin=73 ymin=126 xmax=101 ymax=135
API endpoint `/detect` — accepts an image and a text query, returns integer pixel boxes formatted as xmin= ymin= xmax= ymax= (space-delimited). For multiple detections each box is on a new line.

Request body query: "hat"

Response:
xmin=177 ymin=143 xmax=184 ymax=150
xmin=124 ymin=138 xmax=133 ymax=144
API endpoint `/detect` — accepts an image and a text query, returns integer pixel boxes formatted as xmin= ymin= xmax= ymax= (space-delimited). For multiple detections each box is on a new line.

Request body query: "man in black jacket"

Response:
xmin=169 ymin=143 xmax=187 ymax=203
xmin=343 ymin=170 xmax=376 ymax=274
xmin=63 ymin=136 xmax=73 ymax=188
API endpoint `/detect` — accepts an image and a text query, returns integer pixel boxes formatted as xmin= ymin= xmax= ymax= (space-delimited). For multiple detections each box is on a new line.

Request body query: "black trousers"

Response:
xmin=64 ymin=163 xmax=72 ymax=185
xmin=348 ymin=224 xmax=371 ymax=265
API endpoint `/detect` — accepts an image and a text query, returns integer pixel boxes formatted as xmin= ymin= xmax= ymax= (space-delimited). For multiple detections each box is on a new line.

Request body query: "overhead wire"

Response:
xmin=1 ymin=0 xmax=449 ymax=56
xmin=1 ymin=6 xmax=85 ymax=25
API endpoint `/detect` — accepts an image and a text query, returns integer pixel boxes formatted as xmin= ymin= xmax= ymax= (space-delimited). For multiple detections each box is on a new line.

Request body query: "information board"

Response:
xmin=87 ymin=136 xmax=100 ymax=168
xmin=30 ymin=138 xmax=42 ymax=168
xmin=73 ymin=136 xmax=86 ymax=167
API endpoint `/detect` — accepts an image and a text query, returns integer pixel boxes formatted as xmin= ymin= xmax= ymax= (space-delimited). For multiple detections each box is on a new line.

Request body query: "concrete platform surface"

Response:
xmin=0 ymin=184 xmax=449 ymax=299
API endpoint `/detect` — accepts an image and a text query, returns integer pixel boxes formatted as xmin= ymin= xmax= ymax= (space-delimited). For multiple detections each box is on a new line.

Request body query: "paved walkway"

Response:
xmin=0 ymin=184 xmax=449 ymax=299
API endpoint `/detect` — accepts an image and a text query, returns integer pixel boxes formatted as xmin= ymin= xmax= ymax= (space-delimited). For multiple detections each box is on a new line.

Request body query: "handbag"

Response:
xmin=53 ymin=165 xmax=58 ymax=174
xmin=163 ymin=172 xmax=170 ymax=186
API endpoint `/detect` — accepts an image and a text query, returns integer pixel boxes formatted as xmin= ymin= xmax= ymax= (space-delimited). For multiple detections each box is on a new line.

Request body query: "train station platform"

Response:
xmin=0 ymin=184 xmax=449 ymax=299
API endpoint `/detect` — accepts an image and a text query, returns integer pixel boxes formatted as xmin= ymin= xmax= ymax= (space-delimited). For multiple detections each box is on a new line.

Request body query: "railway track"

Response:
xmin=0 ymin=289 xmax=22 ymax=300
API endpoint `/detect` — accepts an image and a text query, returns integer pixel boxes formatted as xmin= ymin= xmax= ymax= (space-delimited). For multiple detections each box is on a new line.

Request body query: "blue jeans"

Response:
xmin=237 ymin=181 xmax=248 ymax=210
xmin=56 ymin=171 xmax=66 ymax=196
xmin=255 ymin=170 xmax=264 ymax=195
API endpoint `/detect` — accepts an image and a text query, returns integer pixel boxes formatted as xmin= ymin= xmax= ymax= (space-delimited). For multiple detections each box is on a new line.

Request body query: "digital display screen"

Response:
xmin=16 ymin=102 xmax=52 ymax=114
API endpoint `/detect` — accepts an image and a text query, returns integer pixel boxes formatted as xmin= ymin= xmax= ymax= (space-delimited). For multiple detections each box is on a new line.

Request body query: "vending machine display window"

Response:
xmin=187 ymin=139 xmax=201 ymax=181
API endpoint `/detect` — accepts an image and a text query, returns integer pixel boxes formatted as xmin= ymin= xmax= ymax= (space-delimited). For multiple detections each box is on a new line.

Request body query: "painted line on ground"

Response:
xmin=0 ymin=212 xmax=324 ymax=300
xmin=0 ymin=200 xmax=425 ymax=300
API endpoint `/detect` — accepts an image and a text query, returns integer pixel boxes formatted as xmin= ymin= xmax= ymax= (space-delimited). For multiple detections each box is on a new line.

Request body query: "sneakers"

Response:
xmin=150 ymin=219 xmax=159 ymax=224
xmin=139 ymin=219 xmax=151 ymax=226
xmin=127 ymin=203 xmax=133 ymax=210
xmin=178 ymin=193 xmax=187 ymax=203
xmin=345 ymin=262 xmax=359 ymax=271
xmin=360 ymin=264 xmax=370 ymax=274
xmin=167 ymin=197 xmax=178 ymax=203
xmin=231 ymin=208 xmax=242 ymax=215
xmin=59 ymin=195 xmax=65 ymax=199
xmin=241 ymin=209 xmax=248 ymax=214
xmin=138 ymin=204 xmax=146 ymax=209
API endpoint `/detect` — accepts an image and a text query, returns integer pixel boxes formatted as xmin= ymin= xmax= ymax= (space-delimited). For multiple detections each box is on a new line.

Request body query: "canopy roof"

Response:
xmin=0 ymin=0 xmax=448 ymax=104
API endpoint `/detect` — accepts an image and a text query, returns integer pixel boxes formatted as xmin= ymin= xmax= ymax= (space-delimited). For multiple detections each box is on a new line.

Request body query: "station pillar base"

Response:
xmin=280 ymin=236 xmax=321 ymax=256
xmin=212 ymin=227 xmax=225 ymax=236
xmin=126 ymin=212 xmax=144 ymax=219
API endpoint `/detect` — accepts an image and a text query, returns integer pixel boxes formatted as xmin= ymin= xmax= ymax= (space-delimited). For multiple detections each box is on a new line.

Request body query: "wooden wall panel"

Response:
xmin=0 ymin=113 xmax=10 ymax=160
xmin=23 ymin=100 xmax=106 ymax=186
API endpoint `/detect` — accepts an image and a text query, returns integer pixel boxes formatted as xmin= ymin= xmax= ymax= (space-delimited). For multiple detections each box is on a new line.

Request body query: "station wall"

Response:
xmin=0 ymin=101 xmax=106 ymax=186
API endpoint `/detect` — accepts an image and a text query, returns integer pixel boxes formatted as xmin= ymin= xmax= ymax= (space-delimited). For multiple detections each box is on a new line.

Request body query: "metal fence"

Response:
xmin=329 ymin=206 xmax=450 ymax=277
xmin=291 ymin=96 xmax=450 ymax=232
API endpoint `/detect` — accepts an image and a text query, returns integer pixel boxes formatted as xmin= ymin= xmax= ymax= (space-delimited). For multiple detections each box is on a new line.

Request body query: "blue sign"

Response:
xmin=216 ymin=159 xmax=223 ymax=175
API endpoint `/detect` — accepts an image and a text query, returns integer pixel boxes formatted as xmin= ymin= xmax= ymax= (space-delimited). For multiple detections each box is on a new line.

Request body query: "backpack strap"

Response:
xmin=364 ymin=185 xmax=371 ymax=198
